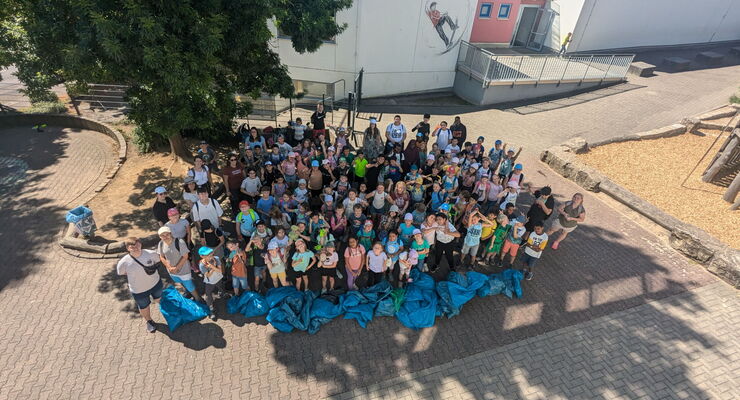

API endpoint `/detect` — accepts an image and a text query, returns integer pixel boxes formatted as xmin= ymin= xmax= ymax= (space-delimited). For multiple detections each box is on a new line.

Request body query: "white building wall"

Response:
xmin=554 ymin=0 xmax=585 ymax=44
xmin=272 ymin=0 xmax=476 ymax=98
xmin=568 ymin=0 xmax=740 ymax=52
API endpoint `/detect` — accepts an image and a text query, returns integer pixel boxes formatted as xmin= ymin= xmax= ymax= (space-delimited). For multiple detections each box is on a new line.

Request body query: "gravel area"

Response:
xmin=577 ymin=128 xmax=739 ymax=249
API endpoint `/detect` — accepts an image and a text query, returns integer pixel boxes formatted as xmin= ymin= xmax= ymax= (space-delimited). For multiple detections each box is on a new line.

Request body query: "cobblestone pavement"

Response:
xmin=1 ymin=122 xmax=736 ymax=399
xmin=332 ymin=281 xmax=740 ymax=400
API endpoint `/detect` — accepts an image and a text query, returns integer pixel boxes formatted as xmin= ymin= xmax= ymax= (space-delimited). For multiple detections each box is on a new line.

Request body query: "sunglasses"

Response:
xmin=229 ymin=158 xmax=237 ymax=161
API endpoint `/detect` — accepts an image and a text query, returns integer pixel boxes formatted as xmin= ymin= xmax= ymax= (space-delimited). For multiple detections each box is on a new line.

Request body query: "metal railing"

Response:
xmin=457 ymin=41 xmax=634 ymax=87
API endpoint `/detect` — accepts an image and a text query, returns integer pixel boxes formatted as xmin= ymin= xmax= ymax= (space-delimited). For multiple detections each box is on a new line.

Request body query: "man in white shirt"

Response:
xmin=385 ymin=115 xmax=407 ymax=153
xmin=191 ymin=187 xmax=224 ymax=231
xmin=433 ymin=213 xmax=460 ymax=272
xmin=117 ymin=237 xmax=163 ymax=333
xmin=157 ymin=226 xmax=202 ymax=302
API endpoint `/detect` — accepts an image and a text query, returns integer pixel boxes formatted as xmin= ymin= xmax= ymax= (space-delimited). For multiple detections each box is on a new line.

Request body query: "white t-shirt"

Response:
xmin=436 ymin=129 xmax=452 ymax=149
xmin=240 ymin=177 xmax=262 ymax=194
xmin=420 ymin=221 xmax=438 ymax=245
xmin=435 ymin=221 xmax=458 ymax=244
xmin=524 ymin=232 xmax=549 ymax=258
xmin=165 ymin=218 xmax=190 ymax=239
xmin=189 ymin=166 xmax=209 ymax=186
xmin=293 ymin=124 xmax=307 ymax=140
xmin=191 ymin=198 xmax=224 ymax=228
xmin=157 ymin=239 xmax=191 ymax=279
xmin=117 ymin=250 xmax=161 ymax=294
xmin=499 ymin=191 xmax=518 ymax=210
xmin=367 ymin=251 xmax=388 ymax=273
xmin=386 ymin=123 xmax=406 ymax=143
xmin=199 ymin=256 xmax=223 ymax=284
xmin=183 ymin=191 xmax=198 ymax=205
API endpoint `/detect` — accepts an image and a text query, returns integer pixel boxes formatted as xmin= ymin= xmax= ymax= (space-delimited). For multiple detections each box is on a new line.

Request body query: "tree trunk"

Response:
xmin=723 ymin=172 xmax=740 ymax=204
xmin=168 ymin=132 xmax=192 ymax=162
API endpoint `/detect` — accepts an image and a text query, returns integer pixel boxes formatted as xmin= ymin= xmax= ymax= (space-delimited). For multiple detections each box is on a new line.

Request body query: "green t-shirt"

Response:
xmin=410 ymin=239 xmax=430 ymax=260
xmin=353 ymin=158 xmax=369 ymax=177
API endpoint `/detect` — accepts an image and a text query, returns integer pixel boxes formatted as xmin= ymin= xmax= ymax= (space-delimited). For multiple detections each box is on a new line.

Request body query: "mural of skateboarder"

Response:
xmin=426 ymin=2 xmax=458 ymax=48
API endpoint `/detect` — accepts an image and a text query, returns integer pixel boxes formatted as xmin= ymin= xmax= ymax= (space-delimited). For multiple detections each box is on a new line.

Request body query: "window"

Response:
xmin=498 ymin=4 xmax=512 ymax=19
xmin=479 ymin=3 xmax=493 ymax=18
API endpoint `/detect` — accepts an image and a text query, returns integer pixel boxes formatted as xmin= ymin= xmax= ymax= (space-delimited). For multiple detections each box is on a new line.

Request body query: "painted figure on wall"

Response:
xmin=426 ymin=2 xmax=458 ymax=48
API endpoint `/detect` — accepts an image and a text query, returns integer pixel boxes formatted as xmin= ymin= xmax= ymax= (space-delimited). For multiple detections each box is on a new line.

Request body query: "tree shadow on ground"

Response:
xmin=268 ymin=219 xmax=721 ymax=398
xmin=0 ymin=126 xmax=69 ymax=293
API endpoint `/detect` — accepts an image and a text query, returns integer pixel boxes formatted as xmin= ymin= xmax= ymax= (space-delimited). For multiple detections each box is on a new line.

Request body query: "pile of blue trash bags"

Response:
xmin=159 ymin=268 xmax=524 ymax=333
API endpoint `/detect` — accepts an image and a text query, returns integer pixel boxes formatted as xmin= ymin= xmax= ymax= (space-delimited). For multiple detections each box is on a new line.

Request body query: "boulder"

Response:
xmin=573 ymin=165 xmax=604 ymax=192
xmin=562 ymin=137 xmax=588 ymax=154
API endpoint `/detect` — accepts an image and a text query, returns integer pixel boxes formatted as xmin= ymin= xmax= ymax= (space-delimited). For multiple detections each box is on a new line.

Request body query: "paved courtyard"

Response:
xmin=0 ymin=120 xmax=738 ymax=399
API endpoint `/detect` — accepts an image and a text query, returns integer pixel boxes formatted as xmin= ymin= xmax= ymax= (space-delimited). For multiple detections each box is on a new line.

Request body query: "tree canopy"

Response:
xmin=0 ymin=0 xmax=352 ymax=155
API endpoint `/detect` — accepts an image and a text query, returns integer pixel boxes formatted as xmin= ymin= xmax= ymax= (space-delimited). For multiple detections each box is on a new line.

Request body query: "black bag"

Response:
xmin=131 ymin=255 xmax=161 ymax=276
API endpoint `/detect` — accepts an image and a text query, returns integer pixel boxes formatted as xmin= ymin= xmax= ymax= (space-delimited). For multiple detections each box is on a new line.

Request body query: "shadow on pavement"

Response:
xmin=0 ymin=127 xmax=68 ymax=293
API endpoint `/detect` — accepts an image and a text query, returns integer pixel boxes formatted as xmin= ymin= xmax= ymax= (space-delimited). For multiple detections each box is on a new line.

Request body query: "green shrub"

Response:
xmin=132 ymin=126 xmax=165 ymax=153
xmin=731 ymin=94 xmax=740 ymax=104
xmin=27 ymin=101 xmax=67 ymax=114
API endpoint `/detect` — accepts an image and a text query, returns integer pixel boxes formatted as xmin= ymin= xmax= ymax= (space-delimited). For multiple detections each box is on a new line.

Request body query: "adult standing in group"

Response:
xmin=450 ymin=116 xmax=467 ymax=145
xmin=363 ymin=118 xmax=385 ymax=160
xmin=152 ymin=186 xmax=176 ymax=227
xmin=525 ymin=185 xmax=554 ymax=238
xmin=385 ymin=115 xmax=407 ymax=154
xmin=187 ymin=156 xmax=212 ymax=195
xmin=433 ymin=213 xmax=460 ymax=272
xmin=403 ymin=132 xmax=423 ymax=171
xmin=246 ymin=127 xmax=266 ymax=150
xmin=432 ymin=120 xmax=453 ymax=151
xmin=221 ymin=153 xmax=245 ymax=215
xmin=191 ymin=187 xmax=224 ymax=231
xmin=196 ymin=140 xmax=218 ymax=173
xmin=547 ymin=193 xmax=585 ymax=249
xmin=117 ymin=237 xmax=163 ymax=333
xmin=311 ymin=103 xmax=327 ymax=135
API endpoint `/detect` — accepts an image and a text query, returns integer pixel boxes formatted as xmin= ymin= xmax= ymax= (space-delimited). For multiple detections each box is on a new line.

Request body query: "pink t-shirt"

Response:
xmin=344 ymin=245 xmax=366 ymax=271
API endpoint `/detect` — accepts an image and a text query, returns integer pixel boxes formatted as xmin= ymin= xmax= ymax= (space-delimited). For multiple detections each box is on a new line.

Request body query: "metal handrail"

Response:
xmin=457 ymin=41 xmax=635 ymax=86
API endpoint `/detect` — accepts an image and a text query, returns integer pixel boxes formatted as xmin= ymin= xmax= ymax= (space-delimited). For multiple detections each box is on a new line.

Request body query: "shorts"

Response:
xmin=253 ymin=265 xmax=267 ymax=277
xmin=522 ymin=253 xmax=540 ymax=268
xmin=550 ymin=218 xmax=578 ymax=233
xmin=486 ymin=238 xmax=504 ymax=254
xmin=294 ymin=269 xmax=307 ymax=278
xmin=232 ymin=276 xmax=249 ymax=290
xmin=501 ymin=240 xmax=521 ymax=257
xmin=320 ymin=267 xmax=337 ymax=277
xmin=460 ymin=243 xmax=480 ymax=257
xmin=370 ymin=204 xmax=386 ymax=215
xmin=271 ymin=271 xmax=287 ymax=280
xmin=131 ymin=279 xmax=164 ymax=310
xmin=171 ymin=275 xmax=196 ymax=292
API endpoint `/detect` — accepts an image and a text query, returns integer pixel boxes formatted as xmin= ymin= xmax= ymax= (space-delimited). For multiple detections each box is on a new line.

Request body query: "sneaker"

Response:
xmin=145 ymin=320 xmax=156 ymax=333
xmin=524 ymin=271 xmax=533 ymax=281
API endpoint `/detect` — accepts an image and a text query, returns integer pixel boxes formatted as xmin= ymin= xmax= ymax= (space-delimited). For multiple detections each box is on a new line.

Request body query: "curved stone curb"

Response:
xmin=59 ymin=225 xmax=159 ymax=258
xmin=540 ymin=106 xmax=740 ymax=288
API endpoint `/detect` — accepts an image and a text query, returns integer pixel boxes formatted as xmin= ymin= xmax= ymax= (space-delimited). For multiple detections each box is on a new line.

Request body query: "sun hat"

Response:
xmin=153 ymin=186 xmax=167 ymax=194
xmin=157 ymin=226 xmax=171 ymax=235
xmin=404 ymin=213 xmax=413 ymax=220
xmin=167 ymin=208 xmax=179 ymax=216
xmin=198 ymin=246 xmax=214 ymax=256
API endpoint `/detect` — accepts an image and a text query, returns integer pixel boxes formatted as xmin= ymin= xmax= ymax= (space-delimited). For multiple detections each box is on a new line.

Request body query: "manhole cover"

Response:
xmin=0 ymin=156 xmax=29 ymax=194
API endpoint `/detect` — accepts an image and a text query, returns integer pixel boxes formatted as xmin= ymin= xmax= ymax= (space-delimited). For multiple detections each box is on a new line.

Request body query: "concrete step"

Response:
xmin=696 ymin=51 xmax=724 ymax=66
xmin=663 ymin=57 xmax=691 ymax=71
xmin=628 ymin=61 xmax=656 ymax=77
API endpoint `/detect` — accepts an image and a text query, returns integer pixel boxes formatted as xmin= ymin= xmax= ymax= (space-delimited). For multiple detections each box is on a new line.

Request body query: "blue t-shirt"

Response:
xmin=464 ymin=222 xmax=483 ymax=247
xmin=430 ymin=191 xmax=447 ymax=212
xmin=398 ymin=223 xmax=417 ymax=247
xmin=236 ymin=209 xmax=258 ymax=235
xmin=256 ymin=196 xmax=276 ymax=215
xmin=382 ymin=238 xmax=402 ymax=262
xmin=507 ymin=224 xmax=526 ymax=245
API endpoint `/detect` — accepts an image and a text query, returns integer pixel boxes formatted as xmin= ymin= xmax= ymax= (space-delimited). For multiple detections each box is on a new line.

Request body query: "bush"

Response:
xmin=731 ymin=94 xmax=740 ymax=104
xmin=132 ymin=126 xmax=168 ymax=153
xmin=27 ymin=101 xmax=67 ymax=114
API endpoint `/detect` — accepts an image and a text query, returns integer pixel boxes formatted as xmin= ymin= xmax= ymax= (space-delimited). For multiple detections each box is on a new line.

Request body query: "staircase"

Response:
xmin=72 ymin=84 xmax=129 ymax=112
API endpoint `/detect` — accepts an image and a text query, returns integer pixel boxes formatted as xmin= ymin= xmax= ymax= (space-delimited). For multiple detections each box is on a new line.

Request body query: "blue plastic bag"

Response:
xmin=341 ymin=290 xmax=376 ymax=328
xmin=489 ymin=269 xmax=525 ymax=299
xmin=227 ymin=291 xmax=268 ymax=317
xmin=396 ymin=269 xmax=438 ymax=329
xmin=266 ymin=288 xmax=314 ymax=332
xmin=159 ymin=286 xmax=209 ymax=331
xmin=308 ymin=297 xmax=344 ymax=334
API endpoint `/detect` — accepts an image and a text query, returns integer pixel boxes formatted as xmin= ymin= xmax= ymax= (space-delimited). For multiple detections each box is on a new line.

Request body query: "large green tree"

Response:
xmin=1 ymin=0 xmax=351 ymax=157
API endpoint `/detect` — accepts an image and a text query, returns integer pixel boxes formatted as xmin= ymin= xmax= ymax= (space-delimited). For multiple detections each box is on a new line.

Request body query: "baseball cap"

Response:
xmin=427 ymin=154 xmax=435 ymax=161
xmin=200 ymin=219 xmax=212 ymax=230
xmin=495 ymin=140 xmax=502 ymax=145
xmin=311 ymin=160 xmax=319 ymax=167
xmin=369 ymin=118 xmax=377 ymax=124
xmin=516 ymin=215 xmax=526 ymax=223
xmin=157 ymin=226 xmax=171 ymax=235
xmin=298 ymin=178 xmax=307 ymax=185
xmin=339 ymin=157 xmax=347 ymax=163
xmin=404 ymin=213 xmax=413 ymax=220
xmin=325 ymin=241 xmax=335 ymax=248
xmin=410 ymin=164 xmax=418 ymax=170
xmin=153 ymin=186 xmax=167 ymax=194
xmin=470 ymin=163 xmax=480 ymax=169
xmin=507 ymin=182 xmax=519 ymax=189
xmin=324 ymin=194 xmax=333 ymax=202
xmin=183 ymin=176 xmax=195 ymax=184
xmin=167 ymin=208 xmax=179 ymax=216
xmin=440 ymin=203 xmax=450 ymax=211
xmin=364 ymin=220 xmax=373 ymax=226
xmin=389 ymin=205 xmax=400 ymax=213
xmin=444 ymin=148 xmax=452 ymax=154
xmin=288 ymin=152 xmax=296 ymax=157
xmin=198 ymin=246 xmax=214 ymax=256
xmin=412 ymin=229 xmax=422 ymax=235
xmin=328 ymin=146 xmax=335 ymax=152
xmin=265 ymin=161 xmax=272 ymax=165
xmin=239 ymin=200 xmax=250 ymax=208
xmin=268 ymin=242 xmax=278 ymax=250
xmin=423 ymin=113 xmax=431 ymax=119
xmin=478 ymin=136 xmax=485 ymax=141
xmin=514 ymin=163 xmax=523 ymax=170
xmin=322 ymin=159 xmax=330 ymax=165
xmin=452 ymin=157 xmax=460 ymax=164
xmin=447 ymin=166 xmax=456 ymax=174
xmin=507 ymin=148 xmax=515 ymax=153
xmin=200 ymin=140 xmax=207 ymax=145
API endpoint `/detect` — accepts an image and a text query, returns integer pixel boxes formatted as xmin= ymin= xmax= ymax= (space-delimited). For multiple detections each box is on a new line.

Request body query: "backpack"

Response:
xmin=193 ymin=198 xmax=218 ymax=222
xmin=158 ymin=238 xmax=182 ymax=254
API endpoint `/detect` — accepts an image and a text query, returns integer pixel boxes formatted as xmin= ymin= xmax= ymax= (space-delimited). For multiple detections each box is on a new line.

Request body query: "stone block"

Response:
xmin=663 ymin=57 xmax=691 ymax=71
xmin=696 ymin=107 xmax=737 ymax=121
xmin=105 ymin=241 xmax=126 ymax=254
xmin=627 ymin=62 xmax=656 ymax=77
xmin=706 ymin=249 xmax=740 ymax=289
xmin=668 ymin=229 xmax=715 ymax=264
xmin=573 ymin=165 xmax=604 ymax=192
xmin=562 ymin=137 xmax=588 ymax=154
xmin=695 ymin=51 xmax=724 ymax=66
xmin=60 ymin=236 xmax=107 ymax=254
xmin=636 ymin=123 xmax=685 ymax=140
